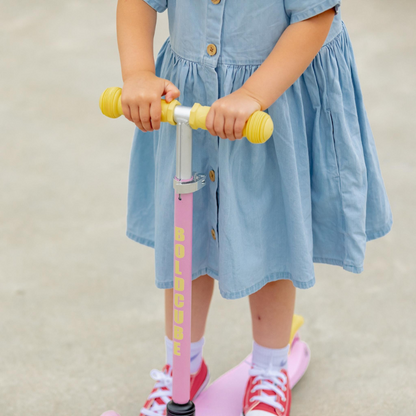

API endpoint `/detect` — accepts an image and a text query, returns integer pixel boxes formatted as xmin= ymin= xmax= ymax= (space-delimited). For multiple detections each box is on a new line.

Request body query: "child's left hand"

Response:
xmin=205 ymin=87 xmax=262 ymax=141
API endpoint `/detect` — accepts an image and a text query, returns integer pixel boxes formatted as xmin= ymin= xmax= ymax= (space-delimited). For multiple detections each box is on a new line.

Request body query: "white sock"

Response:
xmin=165 ymin=336 xmax=205 ymax=374
xmin=252 ymin=340 xmax=289 ymax=371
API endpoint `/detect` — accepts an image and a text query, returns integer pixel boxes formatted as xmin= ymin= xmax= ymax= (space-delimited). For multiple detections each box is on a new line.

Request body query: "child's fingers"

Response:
xmin=121 ymin=95 xmax=132 ymax=122
xmin=214 ymin=113 xmax=227 ymax=140
xmin=139 ymin=103 xmax=152 ymax=132
xmin=164 ymin=80 xmax=180 ymax=103
xmin=224 ymin=116 xmax=236 ymax=141
xmin=130 ymin=105 xmax=145 ymax=132
xmin=150 ymin=100 xmax=162 ymax=131
xmin=205 ymin=108 xmax=216 ymax=137
xmin=123 ymin=103 xmax=133 ymax=123
xmin=234 ymin=115 xmax=246 ymax=140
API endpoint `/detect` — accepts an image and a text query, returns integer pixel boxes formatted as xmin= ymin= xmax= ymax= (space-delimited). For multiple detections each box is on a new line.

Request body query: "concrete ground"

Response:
xmin=1 ymin=0 xmax=415 ymax=415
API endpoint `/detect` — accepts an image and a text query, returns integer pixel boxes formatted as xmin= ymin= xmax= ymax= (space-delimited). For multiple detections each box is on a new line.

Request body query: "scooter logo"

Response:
xmin=173 ymin=226 xmax=185 ymax=356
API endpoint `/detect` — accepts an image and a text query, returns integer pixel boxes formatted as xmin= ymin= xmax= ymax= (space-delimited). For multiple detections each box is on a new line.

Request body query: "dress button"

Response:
xmin=207 ymin=44 xmax=217 ymax=56
xmin=211 ymin=228 xmax=216 ymax=240
xmin=209 ymin=170 xmax=215 ymax=182
xmin=211 ymin=0 xmax=221 ymax=4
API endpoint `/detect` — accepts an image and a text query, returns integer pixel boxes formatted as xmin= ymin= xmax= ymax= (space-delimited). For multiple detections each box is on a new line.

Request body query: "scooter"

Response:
xmin=98 ymin=87 xmax=311 ymax=416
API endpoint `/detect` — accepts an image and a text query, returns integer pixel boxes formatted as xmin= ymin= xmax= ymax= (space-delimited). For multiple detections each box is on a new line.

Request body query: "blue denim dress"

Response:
xmin=126 ymin=0 xmax=393 ymax=299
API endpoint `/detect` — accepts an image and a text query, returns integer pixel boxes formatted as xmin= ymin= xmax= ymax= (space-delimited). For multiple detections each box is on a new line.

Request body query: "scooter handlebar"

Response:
xmin=99 ymin=87 xmax=273 ymax=144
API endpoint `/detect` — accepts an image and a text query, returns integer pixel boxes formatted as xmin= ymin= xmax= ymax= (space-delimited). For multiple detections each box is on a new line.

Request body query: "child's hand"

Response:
xmin=121 ymin=71 xmax=180 ymax=132
xmin=205 ymin=88 xmax=262 ymax=141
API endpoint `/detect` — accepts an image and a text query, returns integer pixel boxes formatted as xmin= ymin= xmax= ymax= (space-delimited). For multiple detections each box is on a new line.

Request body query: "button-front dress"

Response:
xmin=126 ymin=0 xmax=393 ymax=299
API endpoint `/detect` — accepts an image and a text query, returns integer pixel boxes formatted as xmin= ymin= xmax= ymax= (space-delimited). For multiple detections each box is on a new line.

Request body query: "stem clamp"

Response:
xmin=173 ymin=173 xmax=206 ymax=194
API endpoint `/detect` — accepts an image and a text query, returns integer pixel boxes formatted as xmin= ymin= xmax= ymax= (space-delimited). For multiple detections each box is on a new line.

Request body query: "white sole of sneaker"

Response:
xmin=193 ymin=370 xmax=211 ymax=401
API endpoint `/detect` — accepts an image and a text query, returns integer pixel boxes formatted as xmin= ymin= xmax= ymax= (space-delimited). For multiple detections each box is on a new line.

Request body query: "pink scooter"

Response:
xmin=99 ymin=88 xmax=311 ymax=416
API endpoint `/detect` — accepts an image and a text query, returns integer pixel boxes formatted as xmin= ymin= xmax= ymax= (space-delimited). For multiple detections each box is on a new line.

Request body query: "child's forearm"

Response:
xmin=116 ymin=0 xmax=180 ymax=132
xmin=242 ymin=8 xmax=336 ymax=110
xmin=117 ymin=0 xmax=157 ymax=81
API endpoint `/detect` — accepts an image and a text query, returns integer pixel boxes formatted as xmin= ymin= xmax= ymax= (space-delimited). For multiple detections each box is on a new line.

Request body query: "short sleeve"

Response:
xmin=284 ymin=0 xmax=341 ymax=25
xmin=142 ymin=0 xmax=168 ymax=13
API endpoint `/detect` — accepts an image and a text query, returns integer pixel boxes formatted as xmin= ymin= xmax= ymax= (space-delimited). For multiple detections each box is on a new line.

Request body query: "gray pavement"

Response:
xmin=1 ymin=1 xmax=415 ymax=415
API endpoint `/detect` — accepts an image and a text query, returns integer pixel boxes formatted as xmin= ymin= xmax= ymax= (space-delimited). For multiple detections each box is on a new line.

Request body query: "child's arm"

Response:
xmin=206 ymin=8 xmax=336 ymax=141
xmin=117 ymin=0 xmax=180 ymax=132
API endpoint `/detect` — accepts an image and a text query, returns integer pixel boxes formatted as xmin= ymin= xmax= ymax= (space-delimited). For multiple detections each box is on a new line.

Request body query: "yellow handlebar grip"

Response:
xmin=188 ymin=103 xmax=210 ymax=131
xmin=100 ymin=87 xmax=273 ymax=143
xmin=99 ymin=87 xmax=123 ymax=118
xmin=161 ymin=99 xmax=182 ymax=125
xmin=243 ymin=110 xmax=274 ymax=144
xmin=99 ymin=87 xmax=181 ymax=125
xmin=189 ymin=103 xmax=273 ymax=144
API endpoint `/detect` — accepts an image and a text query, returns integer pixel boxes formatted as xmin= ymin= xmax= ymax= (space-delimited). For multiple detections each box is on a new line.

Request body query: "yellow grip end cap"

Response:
xmin=244 ymin=111 xmax=274 ymax=144
xmin=100 ymin=87 xmax=123 ymax=118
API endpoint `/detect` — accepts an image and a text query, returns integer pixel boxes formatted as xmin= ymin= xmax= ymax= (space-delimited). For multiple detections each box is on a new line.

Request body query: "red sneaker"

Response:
xmin=242 ymin=366 xmax=291 ymax=416
xmin=140 ymin=359 xmax=209 ymax=416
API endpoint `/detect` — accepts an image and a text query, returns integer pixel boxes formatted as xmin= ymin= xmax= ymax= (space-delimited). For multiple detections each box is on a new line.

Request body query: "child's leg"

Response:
xmin=164 ymin=274 xmax=214 ymax=372
xmin=165 ymin=274 xmax=214 ymax=342
xmin=243 ymin=280 xmax=296 ymax=416
xmin=249 ymin=279 xmax=296 ymax=348
xmin=140 ymin=276 xmax=214 ymax=414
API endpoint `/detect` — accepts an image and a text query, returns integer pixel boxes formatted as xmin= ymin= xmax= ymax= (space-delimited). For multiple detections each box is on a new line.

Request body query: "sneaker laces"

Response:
xmin=248 ymin=365 xmax=288 ymax=413
xmin=140 ymin=369 xmax=173 ymax=416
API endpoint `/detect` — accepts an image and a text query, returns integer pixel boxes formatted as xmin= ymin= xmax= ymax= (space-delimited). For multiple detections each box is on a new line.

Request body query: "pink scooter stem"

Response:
xmin=172 ymin=191 xmax=193 ymax=404
xmin=167 ymin=121 xmax=205 ymax=416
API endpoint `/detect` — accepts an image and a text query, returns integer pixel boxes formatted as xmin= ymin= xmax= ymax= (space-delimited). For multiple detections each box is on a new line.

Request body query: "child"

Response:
xmin=117 ymin=0 xmax=392 ymax=415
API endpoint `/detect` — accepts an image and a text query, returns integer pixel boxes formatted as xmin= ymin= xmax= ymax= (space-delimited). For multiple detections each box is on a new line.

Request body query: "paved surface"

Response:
xmin=1 ymin=1 xmax=415 ymax=415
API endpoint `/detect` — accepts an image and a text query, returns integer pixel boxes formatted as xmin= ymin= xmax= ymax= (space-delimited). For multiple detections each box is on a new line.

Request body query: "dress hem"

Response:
xmin=126 ymin=230 xmax=155 ymax=248
xmin=126 ymin=217 xmax=392 ymax=299
xmin=289 ymin=0 xmax=341 ymax=25
xmin=313 ymin=257 xmax=363 ymax=273
xmin=366 ymin=217 xmax=393 ymax=242
xmin=216 ymin=273 xmax=315 ymax=299
xmin=153 ymin=268 xmax=315 ymax=299
xmin=141 ymin=0 xmax=167 ymax=13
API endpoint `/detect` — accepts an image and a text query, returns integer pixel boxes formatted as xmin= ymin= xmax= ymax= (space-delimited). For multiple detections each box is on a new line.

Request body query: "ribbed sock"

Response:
xmin=252 ymin=340 xmax=289 ymax=371
xmin=165 ymin=336 xmax=205 ymax=374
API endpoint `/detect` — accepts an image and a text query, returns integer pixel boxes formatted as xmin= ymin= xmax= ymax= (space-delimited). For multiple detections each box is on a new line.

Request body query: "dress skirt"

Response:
xmin=126 ymin=20 xmax=392 ymax=299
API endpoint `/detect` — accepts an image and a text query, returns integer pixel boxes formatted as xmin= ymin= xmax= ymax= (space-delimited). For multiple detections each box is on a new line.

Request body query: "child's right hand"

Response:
xmin=121 ymin=71 xmax=180 ymax=132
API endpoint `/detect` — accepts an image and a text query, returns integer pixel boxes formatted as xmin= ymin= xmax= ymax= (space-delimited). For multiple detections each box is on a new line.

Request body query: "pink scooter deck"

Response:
xmin=194 ymin=335 xmax=310 ymax=416
xmin=100 ymin=334 xmax=310 ymax=416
